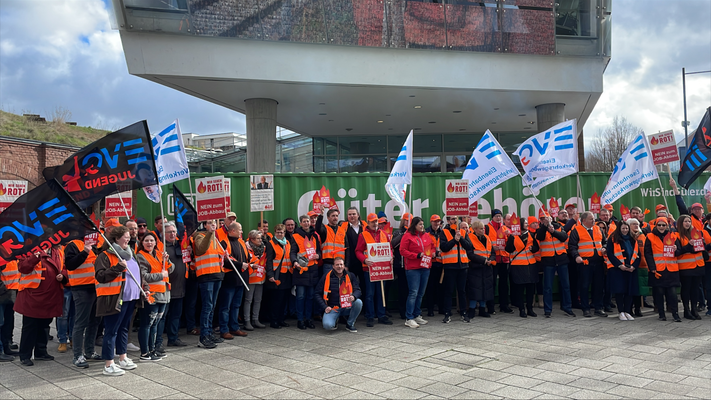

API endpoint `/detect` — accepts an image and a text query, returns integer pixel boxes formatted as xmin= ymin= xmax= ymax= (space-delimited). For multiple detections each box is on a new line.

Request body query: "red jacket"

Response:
xmin=400 ymin=231 xmax=435 ymax=270
xmin=355 ymin=227 xmax=392 ymax=272
xmin=14 ymin=250 xmax=67 ymax=319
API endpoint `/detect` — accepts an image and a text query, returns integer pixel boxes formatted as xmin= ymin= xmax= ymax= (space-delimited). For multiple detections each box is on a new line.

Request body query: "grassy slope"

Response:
xmin=0 ymin=110 xmax=109 ymax=147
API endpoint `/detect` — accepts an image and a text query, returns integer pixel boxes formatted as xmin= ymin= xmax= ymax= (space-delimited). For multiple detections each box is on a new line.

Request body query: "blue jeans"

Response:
xmin=199 ymin=281 xmax=222 ymax=340
xmin=56 ymin=288 xmax=74 ymax=344
xmin=405 ymin=269 xmax=430 ymax=320
xmin=322 ymin=299 xmax=363 ymax=329
xmin=102 ymin=300 xmax=136 ymax=360
xmin=155 ymin=302 xmax=168 ymax=349
xmin=469 ymin=300 xmax=485 ymax=308
xmin=165 ymin=298 xmax=184 ymax=342
xmin=185 ymin=278 xmax=199 ymax=332
xmin=295 ymin=285 xmax=315 ymax=322
xmin=544 ymin=264 xmax=573 ymax=314
xmin=363 ymin=272 xmax=386 ymax=320
xmin=219 ymin=285 xmax=244 ymax=333
xmin=139 ymin=302 xmax=167 ymax=354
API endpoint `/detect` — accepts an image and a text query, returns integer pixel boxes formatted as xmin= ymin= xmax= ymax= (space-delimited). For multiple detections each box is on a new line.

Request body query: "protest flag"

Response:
xmin=0 ymin=178 xmax=98 ymax=265
xmin=462 ymin=130 xmax=519 ymax=204
xmin=601 ymin=133 xmax=658 ymax=205
xmin=679 ymin=107 xmax=711 ymax=189
xmin=42 ymin=121 xmax=158 ymax=209
xmin=385 ymin=130 xmax=413 ymax=211
xmin=173 ymin=184 xmax=198 ymax=239
xmin=515 ymin=119 xmax=578 ymax=187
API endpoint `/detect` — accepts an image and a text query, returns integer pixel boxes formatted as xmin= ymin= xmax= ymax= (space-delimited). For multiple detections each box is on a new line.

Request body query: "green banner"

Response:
xmin=134 ymin=172 xmax=708 ymax=231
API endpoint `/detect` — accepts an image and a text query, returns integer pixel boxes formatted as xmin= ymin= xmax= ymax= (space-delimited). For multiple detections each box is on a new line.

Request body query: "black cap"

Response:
xmin=492 ymin=209 xmax=502 ymax=216
xmin=136 ymin=217 xmax=147 ymax=225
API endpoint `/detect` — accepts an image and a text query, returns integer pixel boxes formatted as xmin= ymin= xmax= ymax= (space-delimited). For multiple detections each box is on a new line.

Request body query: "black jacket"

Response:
xmin=165 ymin=240 xmax=188 ymax=298
xmin=290 ymin=227 xmax=322 ymax=287
xmin=644 ymin=228 xmax=681 ymax=288
xmin=535 ymin=222 xmax=569 ymax=266
xmin=568 ymin=225 xmax=606 ymax=264
xmin=221 ymin=236 xmax=249 ymax=288
xmin=439 ymin=226 xmax=473 ymax=269
xmin=345 ymin=221 xmax=365 ymax=274
xmin=466 ymin=234 xmax=495 ymax=301
xmin=391 ymin=227 xmax=407 ymax=269
xmin=64 ymin=241 xmax=100 ymax=291
xmin=505 ymin=232 xmax=540 ymax=285
xmin=315 ymin=270 xmax=362 ymax=312
xmin=266 ymin=237 xmax=292 ymax=290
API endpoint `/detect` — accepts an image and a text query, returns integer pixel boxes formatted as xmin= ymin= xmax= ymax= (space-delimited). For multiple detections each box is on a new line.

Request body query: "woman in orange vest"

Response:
xmin=643 ymin=217 xmax=681 ymax=322
xmin=528 ymin=217 xmax=544 ymax=309
xmin=290 ymin=215 xmax=322 ymax=330
xmin=465 ymin=221 xmax=496 ymax=319
xmin=136 ymin=232 xmax=175 ymax=361
xmin=505 ymin=218 xmax=539 ymax=318
xmin=675 ymin=215 xmax=706 ymax=320
xmin=605 ymin=221 xmax=640 ymax=321
xmin=244 ymin=230 xmax=267 ymax=330
xmin=627 ymin=219 xmax=649 ymax=317
xmin=14 ymin=245 xmax=67 ymax=366
xmin=266 ymin=224 xmax=293 ymax=329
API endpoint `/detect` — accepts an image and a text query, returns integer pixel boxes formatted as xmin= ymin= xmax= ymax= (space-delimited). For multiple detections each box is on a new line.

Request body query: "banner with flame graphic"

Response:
xmin=510 ymin=213 xmax=521 ymax=235
xmin=663 ymin=233 xmax=675 ymax=257
xmin=548 ymin=197 xmax=560 ymax=218
xmin=0 ymin=180 xmax=27 ymax=213
xmin=312 ymin=186 xmax=331 ymax=213
xmin=590 ymin=192 xmax=601 ymax=213
xmin=691 ymin=228 xmax=704 ymax=251
xmin=195 ymin=176 xmax=226 ymax=221
xmin=366 ymin=242 xmax=393 ymax=281
xmin=445 ymin=179 xmax=469 ymax=216
xmin=620 ymin=203 xmax=630 ymax=221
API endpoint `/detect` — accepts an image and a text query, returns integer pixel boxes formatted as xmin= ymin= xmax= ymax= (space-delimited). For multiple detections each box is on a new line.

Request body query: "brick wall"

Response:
xmin=0 ymin=137 xmax=78 ymax=188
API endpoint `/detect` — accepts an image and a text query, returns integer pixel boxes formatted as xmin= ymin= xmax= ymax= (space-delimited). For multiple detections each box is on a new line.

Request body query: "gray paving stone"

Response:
xmin=530 ymin=382 xmax=580 ymax=397
xmin=419 ymin=382 xmax=469 ymax=398
xmin=606 ymin=384 xmax=659 ymax=398
xmin=457 ymin=378 xmax=507 ymax=394
xmin=389 ymin=375 xmax=437 ymax=390
xmin=569 ymin=389 xmax=622 ymax=399
xmin=568 ymin=377 xmax=619 ymax=392
xmin=377 ymin=386 xmax=429 ymax=399
xmin=568 ymin=367 xmax=615 ymax=381
xmin=490 ymin=385 xmax=543 ymax=399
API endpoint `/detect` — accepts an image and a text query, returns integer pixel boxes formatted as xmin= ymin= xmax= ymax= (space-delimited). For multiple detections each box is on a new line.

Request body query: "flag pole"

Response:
xmin=116 ymin=191 xmax=131 ymax=220
xmin=158 ymin=190 xmax=168 ymax=271
xmin=516 ymin=171 xmax=545 ymax=211
xmin=657 ymin=174 xmax=671 ymax=212
xmin=213 ymin=234 xmax=249 ymax=290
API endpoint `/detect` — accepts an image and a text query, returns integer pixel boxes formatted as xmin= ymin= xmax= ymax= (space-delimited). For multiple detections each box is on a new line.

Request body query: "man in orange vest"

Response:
xmin=0 ymin=260 xmax=18 ymax=362
xmin=217 ymin=222 xmax=250 ymax=339
xmin=355 ymin=213 xmax=394 ymax=327
xmin=64 ymin=234 xmax=103 ymax=368
xmin=536 ymin=212 xmax=575 ymax=318
xmin=192 ymin=219 xmax=225 ymax=349
xmin=316 ymin=257 xmax=362 ymax=332
xmin=290 ymin=214 xmax=322 ymax=330
xmin=568 ymin=212 xmax=607 ymax=318
xmin=440 ymin=218 xmax=473 ymax=323
xmin=315 ymin=207 xmax=349 ymax=276
xmin=485 ymin=209 xmax=514 ymax=314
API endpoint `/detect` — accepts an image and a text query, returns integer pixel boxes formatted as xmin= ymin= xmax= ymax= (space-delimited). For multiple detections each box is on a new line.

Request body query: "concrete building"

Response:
xmin=111 ymin=0 xmax=611 ymax=173
xmin=182 ymin=131 xmax=247 ymax=150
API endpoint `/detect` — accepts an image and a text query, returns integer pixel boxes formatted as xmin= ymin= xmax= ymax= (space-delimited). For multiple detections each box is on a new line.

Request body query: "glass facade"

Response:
xmin=111 ymin=0 xmax=619 ymax=57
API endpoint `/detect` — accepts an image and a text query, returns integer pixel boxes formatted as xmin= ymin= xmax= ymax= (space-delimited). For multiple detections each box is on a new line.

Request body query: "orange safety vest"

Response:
xmin=361 ymin=229 xmax=390 ymax=271
xmin=647 ymin=233 xmax=679 ymax=272
xmin=487 ymin=223 xmax=510 ymax=261
xmin=193 ymin=234 xmax=225 ymax=277
xmin=573 ymin=225 xmax=604 ymax=258
xmin=429 ymin=231 xmax=442 ymax=263
xmin=247 ymin=247 xmax=267 ymax=285
xmin=293 ymin=233 xmax=319 ymax=272
xmin=68 ymin=240 xmax=99 ymax=286
xmin=322 ymin=269 xmax=352 ymax=302
xmin=18 ymin=247 xmax=64 ymax=291
xmin=215 ymin=227 xmax=232 ymax=255
xmin=322 ymin=222 xmax=348 ymax=260
xmin=441 ymin=229 xmax=469 ymax=264
xmin=468 ymin=232 xmax=496 ymax=266
xmin=95 ymin=252 xmax=125 ymax=297
xmin=1 ymin=260 xmax=20 ymax=290
xmin=137 ymin=250 xmax=169 ymax=293
xmin=636 ymin=234 xmax=648 ymax=269
xmin=151 ymin=230 xmax=165 ymax=254
xmin=605 ymin=241 xmax=639 ymax=269
xmin=510 ymin=233 xmax=536 ymax=266
xmin=677 ymin=235 xmax=704 ymax=270
xmin=271 ymin=239 xmax=292 ymax=274
xmin=539 ymin=228 xmax=567 ymax=257
xmin=607 ymin=220 xmax=617 ymax=237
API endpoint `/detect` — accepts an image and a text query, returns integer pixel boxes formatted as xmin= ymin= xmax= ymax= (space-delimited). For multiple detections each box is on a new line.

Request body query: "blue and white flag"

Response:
xmin=152 ymin=119 xmax=190 ymax=186
xmin=385 ymin=130 xmax=413 ymax=209
xmin=463 ymin=130 xmax=519 ymax=204
xmin=601 ymin=133 xmax=658 ymax=205
xmin=515 ymin=119 xmax=578 ymax=181
xmin=143 ymin=184 xmax=162 ymax=204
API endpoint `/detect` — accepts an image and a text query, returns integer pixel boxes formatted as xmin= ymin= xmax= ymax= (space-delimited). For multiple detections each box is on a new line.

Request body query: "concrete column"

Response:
xmin=245 ymin=98 xmax=278 ymax=173
xmin=535 ymin=103 xmax=565 ymax=132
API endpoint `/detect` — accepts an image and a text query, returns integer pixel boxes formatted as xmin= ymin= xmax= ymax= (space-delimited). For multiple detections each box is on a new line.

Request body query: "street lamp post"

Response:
xmin=682 ymin=68 xmax=711 ymax=148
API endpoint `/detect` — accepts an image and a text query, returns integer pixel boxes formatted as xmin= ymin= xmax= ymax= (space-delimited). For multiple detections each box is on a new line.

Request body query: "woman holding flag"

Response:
xmin=136 ymin=232 xmax=175 ymax=361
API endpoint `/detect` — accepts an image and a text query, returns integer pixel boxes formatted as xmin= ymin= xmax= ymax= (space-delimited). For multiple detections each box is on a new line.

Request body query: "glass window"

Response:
xmin=340 ymin=156 xmax=387 ymax=173
xmin=443 ymin=133 xmax=483 ymax=153
xmin=413 ymin=156 xmax=441 ymax=173
xmin=314 ymin=157 xmax=338 ymax=173
xmin=313 ymin=137 xmax=337 ymax=156
xmin=446 ymin=155 xmax=469 ymax=172
xmin=388 ymin=135 xmax=407 ymax=153
xmin=340 ymin=136 xmax=386 ymax=155
xmin=556 ymin=0 xmax=594 ymax=37
xmin=414 ymin=134 xmax=442 ymax=153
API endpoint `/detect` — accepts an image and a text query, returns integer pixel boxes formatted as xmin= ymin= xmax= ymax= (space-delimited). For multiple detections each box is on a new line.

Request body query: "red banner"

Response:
xmin=196 ymin=176 xmax=226 ymax=221
xmin=366 ymin=242 xmax=394 ymax=281
xmin=105 ymin=191 xmax=133 ymax=218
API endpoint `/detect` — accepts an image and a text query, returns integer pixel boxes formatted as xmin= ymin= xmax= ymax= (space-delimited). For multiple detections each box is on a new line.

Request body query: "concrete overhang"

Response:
xmin=120 ymin=31 xmax=605 ymax=136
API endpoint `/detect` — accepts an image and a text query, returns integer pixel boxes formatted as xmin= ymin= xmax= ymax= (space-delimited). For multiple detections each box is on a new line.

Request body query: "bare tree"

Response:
xmin=585 ymin=116 xmax=644 ymax=172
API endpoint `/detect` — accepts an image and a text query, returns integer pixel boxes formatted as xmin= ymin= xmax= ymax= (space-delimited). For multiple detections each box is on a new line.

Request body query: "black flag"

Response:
xmin=679 ymin=107 xmax=711 ymax=189
xmin=173 ymin=184 xmax=197 ymax=239
xmin=42 ymin=121 xmax=158 ymax=209
xmin=0 ymin=179 xmax=98 ymax=266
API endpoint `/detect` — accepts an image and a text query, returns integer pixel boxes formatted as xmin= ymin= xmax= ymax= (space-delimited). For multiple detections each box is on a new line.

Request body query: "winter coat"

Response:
xmin=399 ymin=230 xmax=435 ymax=270
xmin=466 ymin=234 xmax=496 ymax=302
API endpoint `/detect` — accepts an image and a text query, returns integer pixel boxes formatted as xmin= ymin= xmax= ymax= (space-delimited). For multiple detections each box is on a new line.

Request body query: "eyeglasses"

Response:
xmin=138 ymin=224 xmax=147 ymax=228
xmin=657 ymin=223 xmax=667 ymax=227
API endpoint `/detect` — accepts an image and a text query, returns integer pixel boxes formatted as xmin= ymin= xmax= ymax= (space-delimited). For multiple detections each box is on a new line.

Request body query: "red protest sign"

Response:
xmin=649 ymin=130 xmax=679 ymax=165
xmin=0 ymin=180 xmax=27 ymax=213
xmin=105 ymin=191 xmax=133 ymax=218
xmin=663 ymin=233 xmax=675 ymax=258
xmin=366 ymin=242 xmax=393 ymax=281
xmin=445 ymin=179 xmax=469 ymax=216
xmin=590 ymin=192 xmax=601 ymax=213
xmin=620 ymin=203 xmax=630 ymax=222
xmin=312 ymin=186 xmax=332 ymax=213
xmin=510 ymin=213 xmax=521 ymax=235
xmin=469 ymin=201 xmax=479 ymax=217
xmin=548 ymin=198 xmax=560 ymax=218
xmin=691 ymin=228 xmax=704 ymax=252
xmin=196 ymin=176 xmax=226 ymax=222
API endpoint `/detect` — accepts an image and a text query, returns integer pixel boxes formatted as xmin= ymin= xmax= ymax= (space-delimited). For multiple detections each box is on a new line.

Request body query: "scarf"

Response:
xmin=250 ymin=241 xmax=265 ymax=258
xmin=112 ymin=243 xmax=133 ymax=261
xmin=620 ymin=234 xmax=634 ymax=262
xmin=275 ymin=237 xmax=287 ymax=246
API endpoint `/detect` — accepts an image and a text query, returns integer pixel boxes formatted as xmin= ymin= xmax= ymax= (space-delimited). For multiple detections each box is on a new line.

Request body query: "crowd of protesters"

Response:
xmin=1 ymin=179 xmax=710 ymax=375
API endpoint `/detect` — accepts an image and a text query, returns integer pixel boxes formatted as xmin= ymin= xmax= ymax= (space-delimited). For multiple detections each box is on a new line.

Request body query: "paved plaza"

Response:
xmin=1 ymin=307 xmax=710 ymax=399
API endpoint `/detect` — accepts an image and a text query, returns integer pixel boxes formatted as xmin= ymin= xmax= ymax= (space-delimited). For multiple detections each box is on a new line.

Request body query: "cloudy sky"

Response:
xmin=0 ymin=0 xmax=709 ymax=144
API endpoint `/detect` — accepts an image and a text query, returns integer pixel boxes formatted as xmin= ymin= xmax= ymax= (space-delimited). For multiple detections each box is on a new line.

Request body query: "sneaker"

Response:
xmin=346 ymin=324 xmax=357 ymax=333
xmin=366 ymin=318 xmax=375 ymax=327
xmin=126 ymin=343 xmax=140 ymax=352
xmin=442 ymin=315 xmax=451 ymax=324
xmin=118 ymin=357 xmax=137 ymax=370
xmin=624 ymin=312 xmax=634 ymax=321
xmin=583 ymin=310 xmax=592 ymax=318
xmin=594 ymin=309 xmax=608 ymax=317
xmin=563 ymin=309 xmax=576 ymax=317
xmin=545 ymin=312 xmax=551 ymax=318
xmin=153 ymin=349 xmax=167 ymax=358
xmin=405 ymin=319 xmax=420 ymax=329
xmin=103 ymin=363 xmax=125 ymax=376
xmin=86 ymin=352 xmax=102 ymax=361
xmin=461 ymin=314 xmax=471 ymax=323
xmin=414 ymin=315 xmax=428 ymax=325
xmin=618 ymin=313 xmax=628 ymax=321
xmin=378 ymin=317 xmax=393 ymax=325
xmin=198 ymin=336 xmax=216 ymax=349
xmin=73 ymin=356 xmax=89 ymax=368
xmin=501 ymin=307 xmax=514 ymax=314
xmin=211 ymin=334 xmax=224 ymax=343
xmin=140 ymin=352 xmax=162 ymax=362
xmin=167 ymin=339 xmax=188 ymax=347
